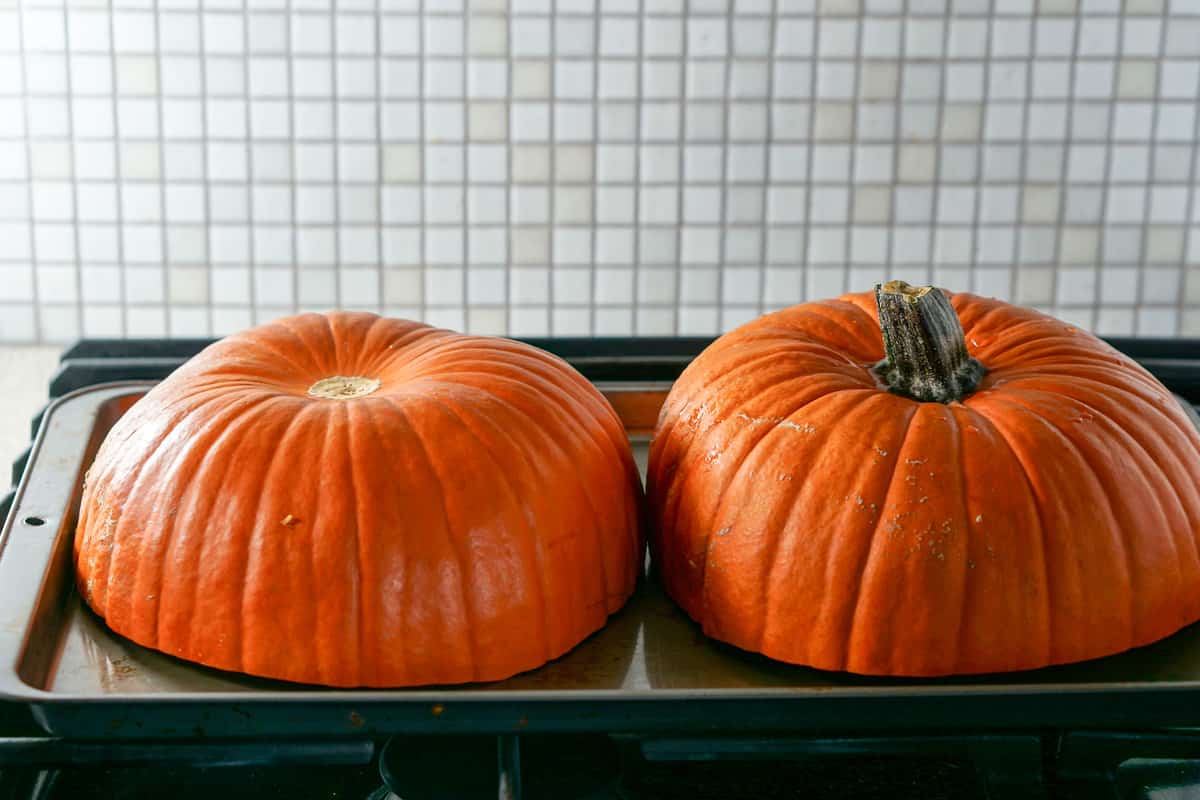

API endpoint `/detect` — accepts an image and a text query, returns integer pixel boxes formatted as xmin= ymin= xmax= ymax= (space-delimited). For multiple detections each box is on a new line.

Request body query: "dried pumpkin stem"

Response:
xmin=308 ymin=376 xmax=381 ymax=400
xmin=872 ymin=280 xmax=985 ymax=404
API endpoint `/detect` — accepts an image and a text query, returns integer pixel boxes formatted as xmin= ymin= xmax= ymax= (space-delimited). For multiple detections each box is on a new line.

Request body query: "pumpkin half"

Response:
xmin=75 ymin=312 xmax=644 ymax=687
xmin=647 ymin=282 xmax=1200 ymax=676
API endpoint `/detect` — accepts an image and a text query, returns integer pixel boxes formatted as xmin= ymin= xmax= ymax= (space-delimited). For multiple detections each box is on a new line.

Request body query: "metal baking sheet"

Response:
xmin=5 ymin=382 xmax=1200 ymax=739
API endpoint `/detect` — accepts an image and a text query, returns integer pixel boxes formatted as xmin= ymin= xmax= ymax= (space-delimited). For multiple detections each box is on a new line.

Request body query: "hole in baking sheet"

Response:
xmin=23 ymin=516 xmax=44 ymax=527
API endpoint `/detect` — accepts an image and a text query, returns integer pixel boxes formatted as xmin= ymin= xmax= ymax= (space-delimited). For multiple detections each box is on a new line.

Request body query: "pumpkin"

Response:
xmin=75 ymin=312 xmax=644 ymax=687
xmin=647 ymin=282 xmax=1200 ymax=676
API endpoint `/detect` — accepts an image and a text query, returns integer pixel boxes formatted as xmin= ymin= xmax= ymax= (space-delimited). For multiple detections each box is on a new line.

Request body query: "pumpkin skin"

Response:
xmin=75 ymin=312 xmax=644 ymax=687
xmin=647 ymin=290 xmax=1200 ymax=676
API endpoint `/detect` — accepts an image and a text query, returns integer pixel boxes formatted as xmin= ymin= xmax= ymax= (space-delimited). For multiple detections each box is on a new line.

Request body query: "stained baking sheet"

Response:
xmin=4 ymin=382 xmax=1200 ymax=738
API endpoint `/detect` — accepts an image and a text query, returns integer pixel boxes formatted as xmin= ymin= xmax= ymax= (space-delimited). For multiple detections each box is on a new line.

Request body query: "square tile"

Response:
xmin=686 ymin=103 xmax=720 ymax=140
xmin=1060 ymin=226 xmax=1101 ymax=264
xmin=773 ymin=61 xmax=814 ymax=100
xmin=381 ymin=100 xmax=424 ymax=138
xmin=554 ymin=186 xmax=593 ymax=224
xmin=511 ymin=226 xmax=549 ymax=264
xmin=679 ymin=63 xmax=723 ymax=103
xmin=380 ymin=60 xmax=419 ymax=97
xmin=600 ymin=18 xmax=638 ymax=57
xmin=1106 ymin=186 xmax=1147 ymax=224
xmin=556 ymin=18 xmax=595 ymax=56
xmin=510 ymin=18 xmax=550 ymax=57
xmin=80 ymin=306 xmax=124 ymax=339
xmin=648 ymin=61 xmax=686 ymax=100
xmin=288 ymin=14 xmax=331 ymax=56
xmin=163 ymin=224 xmax=206 ymax=265
xmin=24 ymin=54 xmax=66 ymax=96
xmin=1159 ymin=105 xmax=1197 ymax=143
xmin=1150 ymin=186 xmax=1190 ymax=224
xmin=557 ymin=61 xmax=595 ymax=100
xmin=894 ymin=187 xmax=934 ymax=223
xmin=511 ymin=145 xmax=550 ymax=182
xmin=424 ymin=229 xmax=463 ymax=266
xmin=1032 ymin=62 xmax=1071 ymax=100
xmin=336 ymin=15 xmax=376 ymax=55
xmin=468 ymin=59 xmax=509 ymax=98
xmin=253 ymin=229 xmax=291 ymax=266
xmin=817 ymin=63 xmax=856 ymax=100
xmin=643 ymin=17 xmax=683 ymax=56
xmin=425 ymin=16 xmax=464 ymax=57
xmin=425 ymin=60 xmax=464 ymax=99
xmin=1137 ymin=308 xmax=1179 ymax=336
xmin=1160 ymin=61 xmax=1200 ymax=100
xmin=509 ymin=307 xmax=549 ymax=337
xmin=1104 ymin=227 xmax=1143 ymax=263
xmin=1146 ymin=225 xmax=1186 ymax=262
xmin=159 ymin=12 xmax=202 ymax=53
xmin=1064 ymin=187 xmax=1103 ymax=224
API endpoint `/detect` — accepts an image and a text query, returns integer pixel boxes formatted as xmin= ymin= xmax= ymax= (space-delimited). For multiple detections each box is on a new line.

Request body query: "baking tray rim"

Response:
xmin=4 ymin=381 xmax=1200 ymax=709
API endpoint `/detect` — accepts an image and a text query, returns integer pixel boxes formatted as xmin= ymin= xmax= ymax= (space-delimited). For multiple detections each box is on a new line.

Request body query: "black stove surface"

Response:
xmin=3 ymin=336 xmax=1200 ymax=800
xmin=9 ymin=731 xmax=1200 ymax=799
xmin=5 ymin=760 xmax=980 ymax=800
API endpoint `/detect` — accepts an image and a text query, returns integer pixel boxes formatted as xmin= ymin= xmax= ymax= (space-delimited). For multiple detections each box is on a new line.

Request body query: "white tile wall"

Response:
xmin=0 ymin=1 xmax=1197 ymax=341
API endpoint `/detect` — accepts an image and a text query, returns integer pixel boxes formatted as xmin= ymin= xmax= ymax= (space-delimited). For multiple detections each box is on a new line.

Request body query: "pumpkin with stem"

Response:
xmin=647 ymin=282 xmax=1200 ymax=676
xmin=75 ymin=312 xmax=644 ymax=687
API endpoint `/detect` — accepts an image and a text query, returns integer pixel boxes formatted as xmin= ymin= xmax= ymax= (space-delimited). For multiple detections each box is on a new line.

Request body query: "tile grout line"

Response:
xmin=753 ymin=0 xmax=777 ymax=316
xmin=243 ymin=2 xmax=256 ymax=320
xmin=375 ymin=0 xmax=385 ymax=315
xmin=21 ymin=7 xmax=1190 ymax=20
xmin=152 ymin=0 xmax=173 ymax=334
xmin=1044 ymin=0 xmax=1082 ymax=321
xmin=1132 ymin=7 xmax=1169 ymax=336
xmin=796 ymin=2 xmax=818 ymax=303
xmin=15 ymin=3 xmax=42 ymax=343
xmin=417 ymin=0 xmax=428 ymax=322
xmin=283 ymin=0 xmax=297 ymax=314
xmin=18 ymin=49 xmax=1200 ymax=63
xmin=714 ymin=5 xmax=733 ymax=327
xmin=330 ymin=6 xmax=343 ymax=310
xmin=60 ymin=4 xmax=85 ymax=339
xmin=920 ymin=2 xmax=953 ymax=295
xmin=1175 ymin=25 xmax=1200 ymax=336
xmin=285 ymin=0 xmax=300 ymax=314
xmin=501 ymin=9 xmax=513 ymax=335
xmin=3 ymin=297 xmax=1185 ymax=310
xmin=588 ymin=0 xmax=600 ymax=336
xmin=547 ymin=0 xmax=557 ymax=335
xmin=107 ymin=0 xmax=128 ymax=337
xmin=5 ymin=125 xmax=1196 ymax=145
xmin=462 ymin=5 xmax=470 ymax=328
xmin=10 ymin=173 xmax=1191 ymax=186
xmin=670 ymin=7 xmax=689 ymax=334
xmin=1088 ymin=6 xmax=1127 ymax=332
xmin=0 ymin=217 xmax=1185 ymax=231
xmin=1008 ymin=1 xmax=1040 ymax=309
xmin=840 ymin=7 xmax=867 ymax=295
xmin=959 ymin=0 xmax=990 ymax=296
xmin=630 ymin=0 xmax=644 ymax=333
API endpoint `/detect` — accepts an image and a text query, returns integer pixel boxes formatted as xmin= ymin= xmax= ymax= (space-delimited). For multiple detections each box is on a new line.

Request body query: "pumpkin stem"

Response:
xmin=872 ymin=281 xmax=985 ymax=404
xmin=308 ymin=376 xmax=381 ymax=400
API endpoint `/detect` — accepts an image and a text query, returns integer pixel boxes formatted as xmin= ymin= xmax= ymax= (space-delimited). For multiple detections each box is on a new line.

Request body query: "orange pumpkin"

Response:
xmin=75 ymin=312 xmax=644 ymax=687
xmin=647 ymin=282 xmax=1200 ymax=676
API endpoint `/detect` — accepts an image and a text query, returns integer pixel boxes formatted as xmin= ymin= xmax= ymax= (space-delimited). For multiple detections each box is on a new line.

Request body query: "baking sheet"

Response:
xmin=6 ymin=382 xmax=1200 ymax=738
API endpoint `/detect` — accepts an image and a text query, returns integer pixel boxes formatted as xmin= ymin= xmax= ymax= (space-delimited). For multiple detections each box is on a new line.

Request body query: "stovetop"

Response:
xmin=2 ymin=336 xmax=1200 ymax=800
